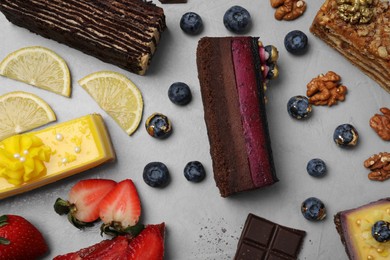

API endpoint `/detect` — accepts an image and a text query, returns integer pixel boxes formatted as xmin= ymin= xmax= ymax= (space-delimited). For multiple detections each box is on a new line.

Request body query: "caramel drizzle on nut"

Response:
xmin=364 ymin=152 xmax=390 ymax=181
xmin=370 ymin=107 xmax=390 ymax=141
xmin=336 ymin=0 xmax=374 ymax=24
xmin=306 ymin=71 xmax=348 ymax=106
xmin=270 ymin=0 xmax=307 ymax=21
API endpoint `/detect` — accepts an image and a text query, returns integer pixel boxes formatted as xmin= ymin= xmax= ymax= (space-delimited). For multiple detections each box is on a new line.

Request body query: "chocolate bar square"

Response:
xmin=234 ymin=214 xmax=306 ymax=260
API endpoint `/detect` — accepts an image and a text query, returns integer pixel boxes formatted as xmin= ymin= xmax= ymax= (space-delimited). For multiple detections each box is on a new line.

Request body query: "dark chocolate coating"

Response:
xmin=0 ymin=0 xmax=166 ymax=75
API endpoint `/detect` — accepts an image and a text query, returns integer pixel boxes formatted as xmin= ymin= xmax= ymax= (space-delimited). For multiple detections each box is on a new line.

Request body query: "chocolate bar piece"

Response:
xmin=334 ymin=198 xmax=390 ymax=260
xmin=0 ymin=0 xmax=166 ymax=75
xmin=235 ymin=213 xmax=306 ymax=260
xmin=196 ymin=37 xmax=278 ymax=197
xmin=310 ymin=0 xmax=390 ymax=92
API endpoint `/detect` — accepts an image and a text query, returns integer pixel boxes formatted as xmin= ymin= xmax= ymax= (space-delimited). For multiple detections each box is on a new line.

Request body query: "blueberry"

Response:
xmin=180 ymin=12 xmax=203 ymax=35
xmin=306 ymin=158 xmax=327 ymax=178
xmin=143 ymin=162 xmax=170 ymax=188
xmin=145 ymin=113 xmax=172 ymax=139
xmin=284 ymin=30 xmax=308 ymax=54
xmin=287 ymin=95 xmax=312 ymax=119
xmin=266 ymin=63 xmax=279 ymax=80
xmin=184 ymin=161 xmax=206 ymax=183
xmin=168 ymin=82 xmax=192 ymax=106
xmin=223 ymin=6 xmax=251 ymax=34
xmin=301 ymin=197 xmax=326 ymax=221
xmin=264 ymin=45 xmax=279 ymax=63
xmin=372 ymin=221 xmax=390 ymax=242
xmin=333 ymin=124 xmax=358 ymax=147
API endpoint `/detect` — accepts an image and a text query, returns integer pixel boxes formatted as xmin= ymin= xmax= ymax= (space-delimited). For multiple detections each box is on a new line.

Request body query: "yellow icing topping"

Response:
xmin=345 ymin=204 xmax=390 ymax=259
xmin=0 ymin=134 xmax=51 ymax=185
xmin=0 ymin=114 xmax=115 ymax=200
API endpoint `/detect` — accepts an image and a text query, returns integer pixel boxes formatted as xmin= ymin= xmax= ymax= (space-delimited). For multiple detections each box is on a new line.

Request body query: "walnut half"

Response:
xmin=270 ymin=0 xmax=307 ymax=21
xmin=364 ymin=152 xmax=390 ymax=181
xmin=306 ymin=71 xmax=348 ymax=106
xmin=370 ymin=107 xmax=390 ymax=141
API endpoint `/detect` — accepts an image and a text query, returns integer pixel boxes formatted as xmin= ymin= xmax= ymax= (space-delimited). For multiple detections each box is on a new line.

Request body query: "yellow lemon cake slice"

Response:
xmin=335 ymin=198 xmax=390 ymax=260
xmin=0 ymin=114 xmax=115 ymax=199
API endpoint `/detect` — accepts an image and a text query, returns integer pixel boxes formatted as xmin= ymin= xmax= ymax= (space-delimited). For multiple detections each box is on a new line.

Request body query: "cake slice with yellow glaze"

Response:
xmin=335 ymin=198 xmax=390 ymax=260
xmin=0 ymin=114 xmax=115 ymax=199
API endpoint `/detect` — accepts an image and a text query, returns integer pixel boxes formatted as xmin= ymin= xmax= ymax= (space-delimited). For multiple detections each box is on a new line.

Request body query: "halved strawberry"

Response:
xmin=99 ymin=179 xmax=142 ymax=236
xmin=54 ymin=223 xmax=165 ymax=260
xmin=127 ymin=223 xmax=165 ymax=260
xmin=54 ymin=179 xmax=117 ymax=228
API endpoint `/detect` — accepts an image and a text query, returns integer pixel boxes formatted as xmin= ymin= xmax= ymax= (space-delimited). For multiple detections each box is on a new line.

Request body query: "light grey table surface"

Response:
xmin=0 ymin=1 xmax=389 ymax=259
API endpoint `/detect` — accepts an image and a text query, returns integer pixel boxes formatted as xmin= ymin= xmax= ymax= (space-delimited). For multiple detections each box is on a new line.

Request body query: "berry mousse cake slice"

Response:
xmin=310 ymin=0 xmax=390 ymax=92
xmin=334 ymin=198 xmax=390 ymax=259
xmin=196 ymin=37 xmax=279 ymax=197
xmin=0 ymin=0 xmax=166 ymax=75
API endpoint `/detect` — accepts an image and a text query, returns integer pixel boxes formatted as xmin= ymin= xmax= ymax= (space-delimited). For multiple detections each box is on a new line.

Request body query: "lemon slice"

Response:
xmin=0 ymin=46 xmax=71 ymax=97
xmin=78 ymin=71 xmax=143 ymax=136
xmin=0 ymin=91 xmax=57 ymax=141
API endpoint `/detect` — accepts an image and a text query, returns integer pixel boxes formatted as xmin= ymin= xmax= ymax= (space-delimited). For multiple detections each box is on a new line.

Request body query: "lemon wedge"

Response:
xmin=78 ymin=71 xmax=143 ymax=136
xmin=0 ymin=91 xmax=57 ymax=141
xmin=0 ymin=46 xmax=71 ymax=97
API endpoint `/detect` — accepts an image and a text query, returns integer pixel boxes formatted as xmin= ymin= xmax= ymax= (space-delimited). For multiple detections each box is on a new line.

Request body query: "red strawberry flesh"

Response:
xmin=99 ymin=179 xmax=141 ymax=234
xmin=127 ymin=223 xmax=165 ymax=260
xmin=54 ymin=223 xmax=165 ymax=260
xmin=68 ymin=179 xmax=117 ymax=223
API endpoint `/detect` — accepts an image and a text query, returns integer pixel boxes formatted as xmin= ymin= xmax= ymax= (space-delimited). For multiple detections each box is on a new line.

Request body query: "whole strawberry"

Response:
xmin=0 ymin=215 xmax=48 ymax=260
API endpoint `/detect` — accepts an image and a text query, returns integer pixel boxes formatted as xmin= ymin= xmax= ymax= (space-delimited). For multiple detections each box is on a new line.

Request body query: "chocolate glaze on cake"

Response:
xmin=196 ymin=37 xmax=278 ymax=197
xmin=0 ymin=0 xmax=166 ymax=75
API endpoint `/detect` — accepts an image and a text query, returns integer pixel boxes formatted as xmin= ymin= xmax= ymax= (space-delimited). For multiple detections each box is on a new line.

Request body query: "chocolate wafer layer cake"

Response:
xmin=310 ymin=0 xmax=390 ymax=92
xmin=334 ymin=198 xmax=390 ymax=259
xmin=0 ymin=0 xmax=166 ymax=75
xmin=196 ymin=37 xmax=279 ymax=197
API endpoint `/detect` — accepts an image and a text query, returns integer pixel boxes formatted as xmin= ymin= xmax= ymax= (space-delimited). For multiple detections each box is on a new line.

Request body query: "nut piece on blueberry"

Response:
xmin=168 ymin=82 xmax=192 ymax=106
xmin=180 ymin=12 xmax=203 ymax=35
xmin=307 ymin=158 xmax=327 ymax=178
xmin=333 ymin=123 xmax=358 ymax=147
xmin=284 ymin=30 xmax=308 ymax=54
xmin=223 ymin=6 xmax=251 ymax=34
xmin=184 ymin=161 xmax=206 ymax=183
xmin=287 ymin=95 xmax=312 ymax=119
xmin=143 ymin=162 xmax=170 ymax=188
xmin=301 ymin=197 xmax=326 ymax=221
xmin=145 ymin=113 xmax=172 ymax=139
